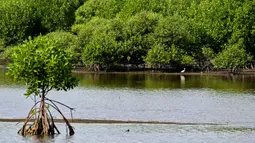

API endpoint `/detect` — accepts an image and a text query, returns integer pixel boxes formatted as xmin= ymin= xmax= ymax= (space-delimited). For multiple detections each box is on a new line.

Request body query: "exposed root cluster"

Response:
xmin=18 ymin=96 xmax=75 ymax=137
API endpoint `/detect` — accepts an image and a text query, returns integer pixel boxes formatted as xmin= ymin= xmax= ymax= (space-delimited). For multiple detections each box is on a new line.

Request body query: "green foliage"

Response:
xmin=199 ymin=47 xmax=215 ymax=69
xmin=121 ymin=11 xmax=162 ymax=64
xmin=0 ymin=0 xmax=82 ymax=48
xmin=75 ymin=0 xmax=122 ymax=24
xmin=181 ymin=55 xmax=195 ymax=65
xmin=0 ymin=39 xmax=5 ymax=54
xmin=73 ymin=11 xmax=162 ymax=66
xmin=154 ymin=15 xmax=190 ymax=48
xmin=7 ymin=36 xmax=78 ymax=97
xmin=202 ymin=47 xmax=215 ymax=60
xmin=2 ymin=0 xmax=255 ymax=71
xmin=45 ymin=31 xmax=81 ymax=63
xmin=188 ymin=0 xmax=243 ymax=51
xmin=0 ymin=0 xmax=35 ymax=46
xmin=213 ymin=39 xmax=252 ymax=70
xmin=169 ymin=44 xmax=194 ymax=65
xmin=73 ymin=17 xmax=124 ymax=66
xmin=72 ymin=17 xmax=114 ymax=48
xmin=146 ymin=44 xmax=170 ymax=65
xmin=34 ymin=0 xmax=82 ymax=32
xmin=230 ymin=0 xmax=255 ymax=56
xmin=117 ymin=0 xmax=168 ymax=19
xmin=0 ymin=46 xmax=15 ymax=61
xmin=165 ymin=0 xmax=193 ymax=16
xmin=146 ymin=42 xmax=195 ymax=66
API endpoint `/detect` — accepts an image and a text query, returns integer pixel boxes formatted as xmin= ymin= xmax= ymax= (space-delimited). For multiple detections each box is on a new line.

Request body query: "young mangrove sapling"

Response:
xmin=7 ymin=36 xmax=78 ymax=137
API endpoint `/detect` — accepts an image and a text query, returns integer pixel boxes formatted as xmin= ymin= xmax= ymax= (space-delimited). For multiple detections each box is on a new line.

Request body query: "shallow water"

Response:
xmin=1 ymin=68 xmax=255 ymax=142
xmin=1 ymin=122 xmax=255 ymax=143
xmin=2 ymin=87 xmax=255 ymax=126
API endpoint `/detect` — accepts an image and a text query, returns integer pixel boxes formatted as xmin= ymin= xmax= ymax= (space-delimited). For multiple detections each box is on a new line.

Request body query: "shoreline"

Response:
xmin=2 ymin=65 xmax=255 ymax=76
xmin=72 ymin=69 xmax=255 ymax=76
xmin=0 ymin=118 xmax=222 ymax=125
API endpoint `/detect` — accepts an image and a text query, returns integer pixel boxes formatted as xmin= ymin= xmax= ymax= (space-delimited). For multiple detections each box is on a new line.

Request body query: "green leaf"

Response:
xmin=7 ymin=35 xmax=78 ymax=98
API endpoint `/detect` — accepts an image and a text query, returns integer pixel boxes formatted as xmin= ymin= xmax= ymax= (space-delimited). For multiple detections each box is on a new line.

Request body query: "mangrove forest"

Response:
xmin=1 ymin=0 xmax=255 ymax=72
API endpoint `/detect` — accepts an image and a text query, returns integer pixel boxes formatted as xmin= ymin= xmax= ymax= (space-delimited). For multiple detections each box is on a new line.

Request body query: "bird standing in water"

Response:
xmin=180 ymin=68 xmax=185 ymax=73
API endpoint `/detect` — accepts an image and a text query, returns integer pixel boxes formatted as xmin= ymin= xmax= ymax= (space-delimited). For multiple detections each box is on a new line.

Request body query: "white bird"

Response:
xmin=180 ymin=68 xmax=185 ymax=73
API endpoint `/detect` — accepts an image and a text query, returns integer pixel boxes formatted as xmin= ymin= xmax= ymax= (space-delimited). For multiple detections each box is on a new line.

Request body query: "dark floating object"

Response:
xmin=125 ymin=129 xmax=130 ymax=132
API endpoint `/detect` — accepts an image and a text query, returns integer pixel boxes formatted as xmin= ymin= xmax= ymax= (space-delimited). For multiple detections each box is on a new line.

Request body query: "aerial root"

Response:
xmin=18 ymin=96 xmax=74 ymax=137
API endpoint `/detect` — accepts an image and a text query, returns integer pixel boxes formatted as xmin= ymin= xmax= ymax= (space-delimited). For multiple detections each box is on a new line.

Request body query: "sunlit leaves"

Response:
xmin=213 ymin=39 xmax=252 ymax=70
xmin=121 ymin=11 xmax=162 ymax=64
xmin=80 ymin=18 xmax=124 ymax=66
xmin=7 ymin=36 xmax=78 ymax=97
xmin=2 ymin=0 xmax=255 ymax=71
xmin=75 ymin=0 xmax=122 ymax=24
xmin=0 ymin=0 xmax=34 ymax=46
xmin=146 ymin=44 xmax=170 ymax=66
xmin=117 ymin=0 xmax=168 ymax=19
xmin=45 ymin=31 xmax=80 ymax=63
xmin=0 ymin=0 xmax=82 ymax=48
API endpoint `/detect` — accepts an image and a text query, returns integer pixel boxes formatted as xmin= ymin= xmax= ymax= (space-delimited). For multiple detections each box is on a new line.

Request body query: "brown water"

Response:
xmin=1 ymin=68 xmax=255 ymax=142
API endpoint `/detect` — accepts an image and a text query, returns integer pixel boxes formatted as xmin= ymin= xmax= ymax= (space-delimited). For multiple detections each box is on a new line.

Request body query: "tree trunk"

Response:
xmin=18 ymin=91 xmax=75 ymax=137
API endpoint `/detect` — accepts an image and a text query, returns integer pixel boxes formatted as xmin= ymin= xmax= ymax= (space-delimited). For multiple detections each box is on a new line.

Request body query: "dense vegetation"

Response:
xmin=1 ymin=0 xmax=255 ymax=72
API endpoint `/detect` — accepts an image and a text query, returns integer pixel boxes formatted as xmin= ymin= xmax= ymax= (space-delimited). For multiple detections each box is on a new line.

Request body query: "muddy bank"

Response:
xmin=0 ymin=118 xmax=222 ymax=125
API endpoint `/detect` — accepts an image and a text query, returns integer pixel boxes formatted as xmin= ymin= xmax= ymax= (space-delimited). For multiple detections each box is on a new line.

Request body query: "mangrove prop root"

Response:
xmin=46 ymin=102 xmax=75 ymax=136
xmin=18 ymin=96 xmax=75 ymax=137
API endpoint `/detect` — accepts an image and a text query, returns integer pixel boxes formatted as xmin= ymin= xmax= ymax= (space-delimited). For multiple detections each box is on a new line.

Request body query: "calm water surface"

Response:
xmin=1 ymin=68 xmax=255 ymax=142
xmin=1 ymin=123 xmax=255 ymax=143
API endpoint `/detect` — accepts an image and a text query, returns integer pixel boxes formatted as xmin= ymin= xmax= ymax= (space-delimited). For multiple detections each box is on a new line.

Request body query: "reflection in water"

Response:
xmin=75 ymin=73 xmax=255 ymax=93
xmin=2 ymin=67 xmax=255 ymax=92
xmin=180 ymin=75 xmax=185 ymax=88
